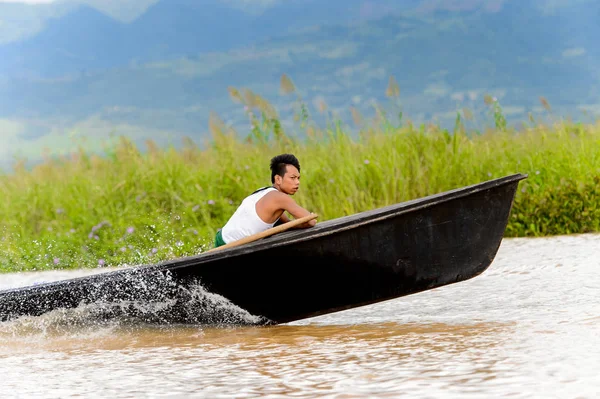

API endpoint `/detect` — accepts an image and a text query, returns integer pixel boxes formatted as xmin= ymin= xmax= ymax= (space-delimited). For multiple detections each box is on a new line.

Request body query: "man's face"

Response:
xmin=278 ymin=165 xmax=300 ymax=195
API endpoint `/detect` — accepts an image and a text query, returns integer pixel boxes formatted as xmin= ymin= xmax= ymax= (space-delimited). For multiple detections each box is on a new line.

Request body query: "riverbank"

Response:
xmin=1 ymin=114 xmax=599 ymax=272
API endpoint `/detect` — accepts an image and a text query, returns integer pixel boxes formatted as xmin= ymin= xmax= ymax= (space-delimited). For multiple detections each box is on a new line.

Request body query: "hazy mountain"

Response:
xmin=0 ymin=0 xmax=599 ymax=170
xmin=0 ymin=0 xmax=420 ymax=77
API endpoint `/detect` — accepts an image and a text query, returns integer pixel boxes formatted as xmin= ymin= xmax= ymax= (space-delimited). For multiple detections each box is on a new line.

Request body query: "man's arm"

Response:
xmin=277 ymin=212 xmax=292 ymax=224
xmin=279 ymin=195 xmax=317 ymax=228
xmin=256 ymin=191 xmax=317 ymax=228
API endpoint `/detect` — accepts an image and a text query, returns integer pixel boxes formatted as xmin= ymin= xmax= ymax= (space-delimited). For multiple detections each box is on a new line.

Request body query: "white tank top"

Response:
xmin=221 ymin=187 xmax=278 ymax=244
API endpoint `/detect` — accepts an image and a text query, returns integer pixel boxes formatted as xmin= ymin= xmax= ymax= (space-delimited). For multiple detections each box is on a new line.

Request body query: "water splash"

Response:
xmin=0 ymin=269 xmax=267 ymax=339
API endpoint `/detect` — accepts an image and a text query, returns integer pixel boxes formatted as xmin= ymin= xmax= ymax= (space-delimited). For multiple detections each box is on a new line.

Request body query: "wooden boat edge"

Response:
xmin=0 ymin=173 xmax=527 ymax=296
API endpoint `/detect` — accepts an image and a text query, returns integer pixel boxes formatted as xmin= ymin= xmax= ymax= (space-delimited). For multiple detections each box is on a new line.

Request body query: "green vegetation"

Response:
xmin=1 ymin=76 xmax=599 ymax=273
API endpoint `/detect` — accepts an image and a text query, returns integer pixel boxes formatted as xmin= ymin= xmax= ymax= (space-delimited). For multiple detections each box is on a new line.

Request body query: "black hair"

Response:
xmin=270 ymin=153 xmax=300 ymax=183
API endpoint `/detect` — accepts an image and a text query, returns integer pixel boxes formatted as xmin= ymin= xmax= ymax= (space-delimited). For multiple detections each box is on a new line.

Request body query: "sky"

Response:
xmin=0 ymin=0 xmax=281 ymax=13
xmin=0 ymin=0 xmax=280 ymax=3
xmin=0 ymin=0 xmax=57 ymax=3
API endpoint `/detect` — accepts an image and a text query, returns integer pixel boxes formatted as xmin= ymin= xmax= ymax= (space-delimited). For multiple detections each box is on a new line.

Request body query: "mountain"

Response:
xmin=0 ymin=0 xmax=599 ymax=170
xmin=0 ymin=0 xmax=417 ymax=77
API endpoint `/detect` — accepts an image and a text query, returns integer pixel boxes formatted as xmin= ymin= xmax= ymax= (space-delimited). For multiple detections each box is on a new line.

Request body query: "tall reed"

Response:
xmin=1 ymin=75 xmax=598 ymax=272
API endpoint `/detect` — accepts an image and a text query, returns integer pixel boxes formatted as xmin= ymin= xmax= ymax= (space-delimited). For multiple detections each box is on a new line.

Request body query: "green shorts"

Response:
xmin=214 ymin=229 xmax=226 ymax=248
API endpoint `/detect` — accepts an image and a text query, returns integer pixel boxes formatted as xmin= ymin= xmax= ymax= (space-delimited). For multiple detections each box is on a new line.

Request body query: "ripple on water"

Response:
xmin=0 ymin=234 xmax=599 ymax=398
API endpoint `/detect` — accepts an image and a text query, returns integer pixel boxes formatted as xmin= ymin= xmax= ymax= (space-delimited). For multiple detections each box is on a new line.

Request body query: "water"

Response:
xmin=1 ymin=234 xmax=599 ymax=398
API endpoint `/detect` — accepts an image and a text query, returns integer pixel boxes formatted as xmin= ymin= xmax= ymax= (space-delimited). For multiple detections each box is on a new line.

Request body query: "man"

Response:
xmin=214 ymin=153 xmax=317 ymax=248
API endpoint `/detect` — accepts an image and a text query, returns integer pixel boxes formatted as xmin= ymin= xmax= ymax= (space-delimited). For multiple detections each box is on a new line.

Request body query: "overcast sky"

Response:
xmin=0 ymin=0 xmax=57 ymax=3
xmin=0 ymin=0 xmax=280 ymax=3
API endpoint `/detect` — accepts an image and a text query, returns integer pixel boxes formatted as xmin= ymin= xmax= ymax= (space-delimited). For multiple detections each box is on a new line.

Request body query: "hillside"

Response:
xmin=0 ymin=0 xmax=598 ymax=169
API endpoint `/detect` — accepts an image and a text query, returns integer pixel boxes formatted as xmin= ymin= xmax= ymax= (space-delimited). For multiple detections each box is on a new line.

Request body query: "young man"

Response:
xmin=214 ymin=153 xmax=317 ymax=248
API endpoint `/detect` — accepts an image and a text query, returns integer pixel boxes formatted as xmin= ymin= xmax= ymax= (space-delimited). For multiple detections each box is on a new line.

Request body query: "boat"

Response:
xmin=0 ymin=173 xmax=527 ymax=325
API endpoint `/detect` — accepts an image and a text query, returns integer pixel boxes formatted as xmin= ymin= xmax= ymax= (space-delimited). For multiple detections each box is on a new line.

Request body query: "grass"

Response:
xmin=1 ymin=77 xmax=599 ymax=273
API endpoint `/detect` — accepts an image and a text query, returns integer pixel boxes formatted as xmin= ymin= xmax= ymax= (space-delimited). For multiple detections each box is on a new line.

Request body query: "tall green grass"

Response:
xmin=1 ymin=76 xmax=599 ymax=273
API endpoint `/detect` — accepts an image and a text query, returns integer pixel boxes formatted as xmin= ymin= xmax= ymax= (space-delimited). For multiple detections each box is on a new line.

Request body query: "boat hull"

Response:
xmin=0 ymin=174 xmax=526 ymax=324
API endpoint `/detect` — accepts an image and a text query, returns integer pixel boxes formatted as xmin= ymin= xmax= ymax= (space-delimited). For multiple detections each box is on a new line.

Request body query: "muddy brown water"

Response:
xmin=1 ymin=234 xmax=599 ymax=398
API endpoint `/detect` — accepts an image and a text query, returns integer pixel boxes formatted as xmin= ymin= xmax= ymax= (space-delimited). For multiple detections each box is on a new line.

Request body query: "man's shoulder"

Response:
xmin=260 ymin=189 xmax=290 ymax=204
xmin=263 ymin=188 xmax=285 ymax=198
xmin=251 ymin=186 xmax=273 ymax=195
xmin=251 ymin=187 xmax=284 ymax=202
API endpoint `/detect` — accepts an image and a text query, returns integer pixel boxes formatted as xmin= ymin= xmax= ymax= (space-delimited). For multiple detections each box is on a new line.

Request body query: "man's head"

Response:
xmin=270 ymin=153 xmax=301 ymax=195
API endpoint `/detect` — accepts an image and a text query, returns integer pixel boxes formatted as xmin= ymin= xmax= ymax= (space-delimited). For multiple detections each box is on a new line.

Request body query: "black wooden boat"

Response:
xmin=0 ymin=174 xmax=527 ymax=325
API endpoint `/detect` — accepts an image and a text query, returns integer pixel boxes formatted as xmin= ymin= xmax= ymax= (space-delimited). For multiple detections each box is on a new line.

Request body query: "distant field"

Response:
xmin=1 ymin=92 xmax=599 ymax=273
